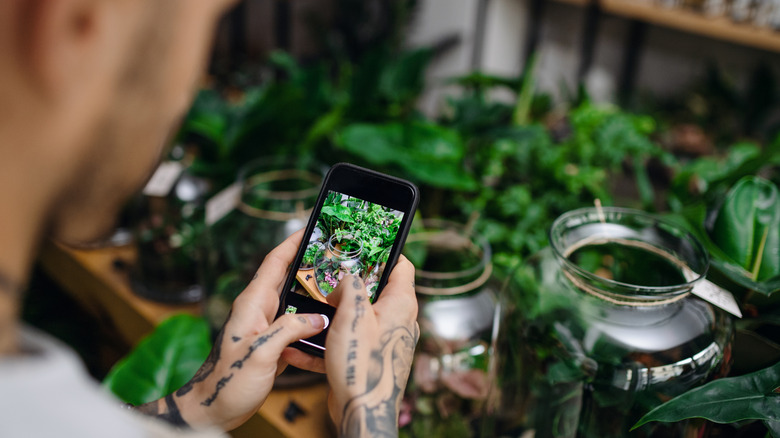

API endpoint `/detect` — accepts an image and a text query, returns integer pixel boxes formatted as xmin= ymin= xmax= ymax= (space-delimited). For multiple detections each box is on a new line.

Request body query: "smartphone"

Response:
xmin=276 ymin=163 xmax=419 ymax=356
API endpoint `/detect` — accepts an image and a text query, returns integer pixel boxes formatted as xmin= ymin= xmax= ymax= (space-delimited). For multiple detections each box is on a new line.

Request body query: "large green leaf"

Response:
xmin=632 ymin=361 xmax=780 ymax=430
xmin=103 ymin=314 xmax=212 ymax=406
xmin=336 ymin=121 xmax=477 ymax=190
xmin=711 ymin=176 xmax=780 ymax=282
xmin=671 ymin=202 xmax=780 ymax=296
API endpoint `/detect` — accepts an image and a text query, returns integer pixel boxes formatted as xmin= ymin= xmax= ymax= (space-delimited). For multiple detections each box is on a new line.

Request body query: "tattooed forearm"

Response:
xmin=339 ymin=326 xmax=417 ymax=438
xmin=135 ymin=395 xmax=189 ymax=428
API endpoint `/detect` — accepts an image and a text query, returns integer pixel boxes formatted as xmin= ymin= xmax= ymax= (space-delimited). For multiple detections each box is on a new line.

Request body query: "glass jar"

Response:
xmin=401 ymin=220 xmax=501 ymax=436
xmin=204 ymin=157 xmax=324 ymax=327
xmin=131 ymin=170 xmax=211 ymax=303
xmin=497 ymin=207 xmax=733 ymax=438
xmin=312 ymin=234 xmax=365 ymax=299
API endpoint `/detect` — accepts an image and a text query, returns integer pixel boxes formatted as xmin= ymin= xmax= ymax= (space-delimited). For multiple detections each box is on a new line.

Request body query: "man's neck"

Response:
xmin=0 ymin=132 xmax=58 ymax=356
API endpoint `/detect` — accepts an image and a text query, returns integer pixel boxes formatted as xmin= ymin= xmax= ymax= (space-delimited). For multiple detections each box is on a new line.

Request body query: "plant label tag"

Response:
xmin=691 ymin=278 xmax=743 ymax=318
xmin=143 ymin=161 xmax=184 ymax=197
xmin=206 ymin=182 xmax=241 ymax=226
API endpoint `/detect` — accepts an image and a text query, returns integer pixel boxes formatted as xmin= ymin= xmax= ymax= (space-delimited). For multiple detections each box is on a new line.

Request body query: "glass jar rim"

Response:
xmin=236 ymin=157 xmax=323 ymax=221
xmin=238 ymin=157 xmax=323 ymax=201
xmin=406 ymin=219 xmax=493 ymax=295
xmin=549 ymin=207 xmax=710 ymax=298
xmin=327 ymin=233 xmax=363 ymax=258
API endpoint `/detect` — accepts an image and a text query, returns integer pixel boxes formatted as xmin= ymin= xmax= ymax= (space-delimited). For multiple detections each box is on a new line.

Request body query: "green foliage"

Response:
xmin=336 ymin=121 xmax=477 ymax=190
xmin=447 ymin=98 xmax=666 ymax=272
xmin=103 ymin=314 xmax=211 ymax=406
xmin=712 ymin=177 xmax=780 ymax=283
xmin=632 ymin=361 xmax=780 ymax=431
xmin=672 ymin=177 xmax=780 ymax=297
xmin=318 ymin=194 xmax=401 ymax=270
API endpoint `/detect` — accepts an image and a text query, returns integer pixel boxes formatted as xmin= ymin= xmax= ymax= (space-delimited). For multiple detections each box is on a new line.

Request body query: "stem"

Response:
xmin=751 ymin=226 xmax=770 ymax=281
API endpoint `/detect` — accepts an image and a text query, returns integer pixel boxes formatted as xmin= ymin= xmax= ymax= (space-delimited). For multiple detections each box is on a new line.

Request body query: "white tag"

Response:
xmin=205 ymin=182 xmax=241 ymax=226
xmin=143 ymin=161 xmax=184 ymax=197
xmin=691 ymin=279 xmax=743 ymax=318
xmin=682 ymin=267 xmax=742 ymax=317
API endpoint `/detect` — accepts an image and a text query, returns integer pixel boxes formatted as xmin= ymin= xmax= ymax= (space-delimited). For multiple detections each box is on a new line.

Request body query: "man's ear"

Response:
xmin=21 ymin=0 xmax=122 ymax=101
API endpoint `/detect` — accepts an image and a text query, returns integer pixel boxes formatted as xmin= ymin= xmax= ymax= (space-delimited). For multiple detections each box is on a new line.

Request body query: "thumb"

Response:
xmin=249 ymin=313 xmax=326 ymax=360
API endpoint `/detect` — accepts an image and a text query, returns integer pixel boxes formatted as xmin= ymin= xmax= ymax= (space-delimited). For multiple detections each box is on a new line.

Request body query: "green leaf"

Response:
xmin=632 ymin=361 xmax=780 ymax=430
xmin=446 ymin=71 xmax=521 ymax=91
xmin=711 ymin=176 xmax=780 ymax=282
xmin=321 ymin=205 xmax=355 ymax=223
xmin=103 ymin=314 xmax=211 ymax=406
xmin=670 ymin=203 xmax=780 ymax=296
xmin=513 ymin=54 xmax=537 ymax=126
xmin=336 ymin=121 xmax=477 ymax=190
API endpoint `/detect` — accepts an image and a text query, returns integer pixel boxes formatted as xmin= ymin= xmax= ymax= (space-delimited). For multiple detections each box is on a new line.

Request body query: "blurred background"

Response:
xmin=25 ymin=1 xmax=780 ymax=437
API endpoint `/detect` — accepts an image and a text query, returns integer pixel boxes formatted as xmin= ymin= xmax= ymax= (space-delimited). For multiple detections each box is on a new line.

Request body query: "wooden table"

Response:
xmin=39 ymin=241 xmax=334 ymax=438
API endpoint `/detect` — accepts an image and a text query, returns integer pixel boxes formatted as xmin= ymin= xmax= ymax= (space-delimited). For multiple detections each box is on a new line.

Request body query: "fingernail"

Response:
xmin=306 ymin=314 xmax=326 ymax=329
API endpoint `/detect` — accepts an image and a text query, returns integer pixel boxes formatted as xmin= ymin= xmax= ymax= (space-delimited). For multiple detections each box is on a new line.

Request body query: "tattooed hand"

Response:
xmin=135 ymin=231 xmax=327 ymax=431
xmin=325 ymin=257 xmax=419 ymax=438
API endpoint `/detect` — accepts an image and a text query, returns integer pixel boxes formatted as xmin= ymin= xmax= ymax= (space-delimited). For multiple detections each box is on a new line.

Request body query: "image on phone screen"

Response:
xmin=285 ymin=190 xmax=404 ymax=309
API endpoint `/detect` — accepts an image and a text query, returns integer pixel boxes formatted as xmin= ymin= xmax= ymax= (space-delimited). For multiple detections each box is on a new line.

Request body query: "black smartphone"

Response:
xmin=276 ymin=163 xmax=419 ymax=356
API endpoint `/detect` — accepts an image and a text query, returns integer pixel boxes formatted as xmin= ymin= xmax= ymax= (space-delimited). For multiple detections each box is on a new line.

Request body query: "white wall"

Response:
xmin=407 ymin=0 xmax=780 ymax=108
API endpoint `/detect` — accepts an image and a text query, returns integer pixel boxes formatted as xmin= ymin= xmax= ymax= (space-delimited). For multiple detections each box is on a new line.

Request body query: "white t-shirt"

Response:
xmin=0 ymin=326 xmax=225 ymax=437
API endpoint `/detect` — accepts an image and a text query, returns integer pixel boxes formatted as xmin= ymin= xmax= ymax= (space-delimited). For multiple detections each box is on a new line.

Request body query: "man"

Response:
xmin=0 ymin=0 xmax=419 ymax=436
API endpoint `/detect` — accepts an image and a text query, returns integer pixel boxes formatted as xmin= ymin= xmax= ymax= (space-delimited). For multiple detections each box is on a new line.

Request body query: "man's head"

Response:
xmin=0 ymin=0 xmax=236 ymax=245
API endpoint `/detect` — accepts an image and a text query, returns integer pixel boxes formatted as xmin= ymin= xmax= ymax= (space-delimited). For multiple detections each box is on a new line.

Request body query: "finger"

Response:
xmin=281 ymin=347 xmax=326 ymax=374
xmin=243 ymin=313 xmax=326 ymax=365
xmin=373 ymin=256 xmax=418 ymax=321
xmin=328 ymin=275 xmax=376 ymax=335
xmin=233 ymin=229 xmax=305 ymax=322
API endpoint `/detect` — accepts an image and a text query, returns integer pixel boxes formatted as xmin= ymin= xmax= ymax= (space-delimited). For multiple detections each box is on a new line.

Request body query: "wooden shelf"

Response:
xmin=39 ymin=241 xmax=333 ymax=438
xmin=551 ymin=0 xmax=780 ymax=53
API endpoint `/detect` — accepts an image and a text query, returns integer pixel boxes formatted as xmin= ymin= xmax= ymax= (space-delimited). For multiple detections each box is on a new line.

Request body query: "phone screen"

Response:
xmin=285 ymin=190 xmax=405 ymax=308
xmin=278 ymin=164 xmax=418 ymax=355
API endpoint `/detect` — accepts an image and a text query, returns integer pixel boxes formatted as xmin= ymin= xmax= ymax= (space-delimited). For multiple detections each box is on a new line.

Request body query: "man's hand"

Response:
xmin=136 ymin=230 xmax=327 ymax=431
xmin=325 ymin=257 xmax=419 ymax=437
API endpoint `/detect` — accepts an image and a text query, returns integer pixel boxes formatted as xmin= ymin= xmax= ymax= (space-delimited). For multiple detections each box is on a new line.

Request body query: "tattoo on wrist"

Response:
xmin=135 ymin=395 xmax=189 ymax=428
xmin=339 ymin=326 xmax=417 ymax=438
xmin=231 ymin=336 xmax=241 ymax=343
xmin=161 ymin=394 xmax=189 ymax=428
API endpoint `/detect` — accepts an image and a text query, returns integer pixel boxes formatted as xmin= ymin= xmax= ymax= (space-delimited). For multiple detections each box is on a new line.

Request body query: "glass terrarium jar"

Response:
xmin=401 ymin=220 xmax=501 ymax=436
xmin=313 ymin=234 xmax=365 ymax=299
xmin=497 ymin=207 xmax=733 ymax=438
xmin=131 ymin=169 xmax=211 ymax=303
xmin=204 ymin=157 xmax=324 ymax=327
